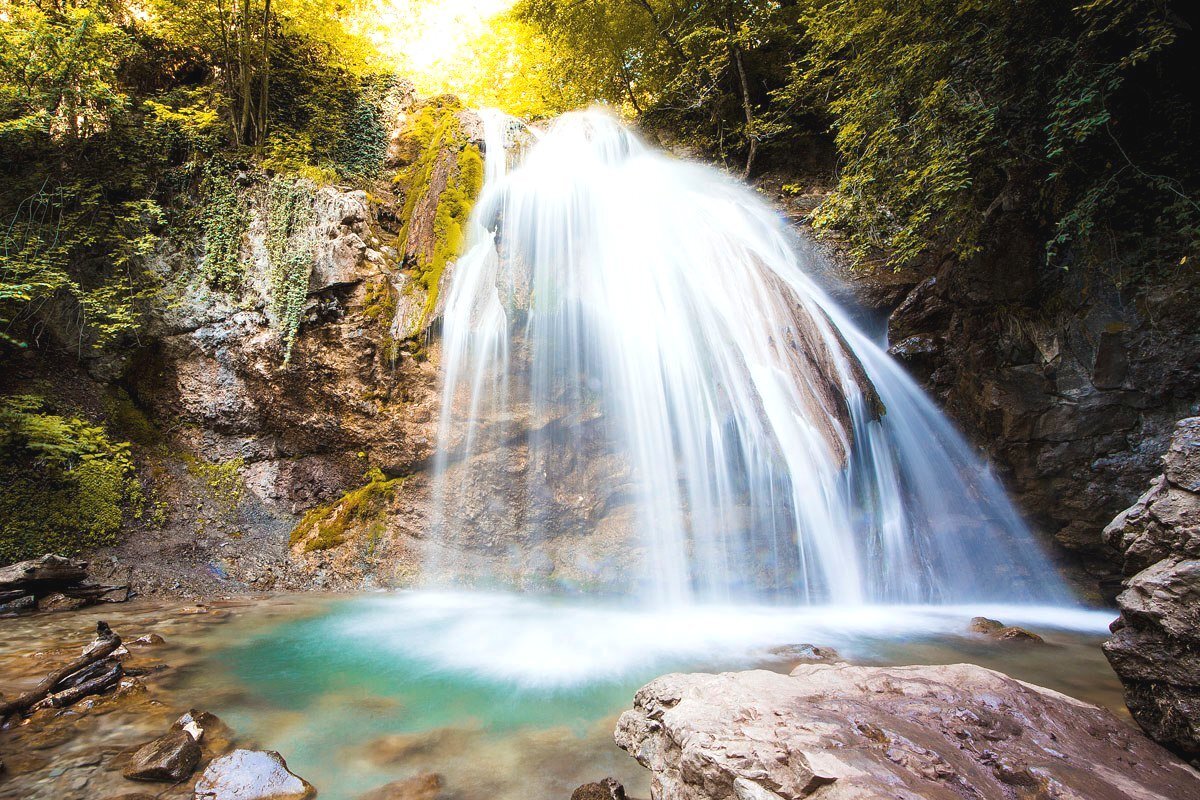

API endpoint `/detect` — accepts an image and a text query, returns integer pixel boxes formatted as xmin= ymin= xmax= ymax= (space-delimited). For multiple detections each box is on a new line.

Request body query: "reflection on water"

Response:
xmin=176 ymin=591 xmax=1121 ymax=800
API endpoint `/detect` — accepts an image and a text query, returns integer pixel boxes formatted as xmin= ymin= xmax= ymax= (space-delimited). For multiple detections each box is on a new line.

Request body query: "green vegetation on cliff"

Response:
xmin=395 ymin=97 xmax=484 ymax=336
xmin=0 ymin=395 xmax=142 ymax=562
xmin=290 ymin=467 xmax=403 ymax=553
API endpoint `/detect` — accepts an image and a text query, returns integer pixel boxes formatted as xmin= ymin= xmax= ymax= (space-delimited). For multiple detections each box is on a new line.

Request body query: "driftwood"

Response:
xmin=0 ymin=554 xmax=130 ymax=613
xmin=0 ymin=622 xmax=123 ymax=720
xmin=0 ymin=555 xmax=88 ymax=590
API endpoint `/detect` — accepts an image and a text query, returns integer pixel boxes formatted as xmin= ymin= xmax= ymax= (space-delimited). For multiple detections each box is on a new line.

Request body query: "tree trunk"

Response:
xmin=731 ymin=41 xmax=756 ymax=179
xmin=257 ymin=0 xmax=271 ymax=146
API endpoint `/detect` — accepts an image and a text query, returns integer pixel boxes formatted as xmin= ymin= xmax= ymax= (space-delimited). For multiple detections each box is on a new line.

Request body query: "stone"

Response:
xmin=38 ymin=592 xmax=87 ymax=612
xmin=968 ymin=616 xmax=1044 ymax=643
xmin=1105 ymin=417 xmax=1200 ymax=764
xmin=357 ymin=773 xmax=444 ymax=800
xmin=123 ymin=729 xmax=201 ymax=782
xmin=615 ymin=664 xmax=1200 ymax=800
xmin=767 ymin=643 xmax=840 ymax=663
xmin=132 ymin=633 xmax=166 ymax=646
xmin=193 ymin=749 xmax=315 ymax=800
xmin=570 ymin=777 xmax=627 ymax=800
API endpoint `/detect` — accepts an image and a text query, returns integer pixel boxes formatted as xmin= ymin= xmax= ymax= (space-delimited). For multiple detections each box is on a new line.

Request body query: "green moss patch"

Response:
xmin=394 ymin=98 xmax=485 ymax=337
xmin=290 ymin=467 xmax=402 ymax=553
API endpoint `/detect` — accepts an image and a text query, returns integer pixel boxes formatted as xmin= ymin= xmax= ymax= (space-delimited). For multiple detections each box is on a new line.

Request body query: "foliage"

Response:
xmin=794 ymin=0 xmax=1198 ymax=271
xmin=265 ymin=175 xmax=316 ymax=361
xmin=0 ymin=394 xmax=142 ymax=562
xmin=289 ymin=467 xmax=401 ymax=553
xmin=199 ymin=162 xmax=251 ymax=291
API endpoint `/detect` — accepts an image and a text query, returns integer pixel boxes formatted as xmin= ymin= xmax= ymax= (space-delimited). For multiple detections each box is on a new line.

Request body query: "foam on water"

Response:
xmin=336 ymin=591 xmax=1115 ymax=688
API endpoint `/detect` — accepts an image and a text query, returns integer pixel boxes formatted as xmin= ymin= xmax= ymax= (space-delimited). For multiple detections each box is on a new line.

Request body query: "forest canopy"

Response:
xmin=1 ymin=0 xmax=1196 ymax=354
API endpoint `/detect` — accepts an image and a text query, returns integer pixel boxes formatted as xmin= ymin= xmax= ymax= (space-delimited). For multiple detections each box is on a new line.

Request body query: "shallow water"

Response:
xmin=172 ymin=591 xmax=1122 ymax=800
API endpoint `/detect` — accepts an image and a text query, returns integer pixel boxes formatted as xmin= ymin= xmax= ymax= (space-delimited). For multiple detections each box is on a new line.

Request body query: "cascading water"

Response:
xmin=428 ymin=108 xmax=1068 ymax=607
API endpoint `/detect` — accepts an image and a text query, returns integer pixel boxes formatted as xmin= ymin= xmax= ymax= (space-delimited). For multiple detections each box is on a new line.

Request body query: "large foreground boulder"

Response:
xmin=615 ymin=663 xmax=1200 ymax=800
xmin=1104 ymin=416 xmax=1200 ymax=763
xmin=193 ymin=749 xmax=315 ymax=800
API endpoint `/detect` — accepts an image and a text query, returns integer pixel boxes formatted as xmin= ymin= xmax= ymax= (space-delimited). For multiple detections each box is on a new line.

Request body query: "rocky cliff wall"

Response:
xmin=1104 ymin=416 xmax=1200 ymax=763
xmin=873 ymin=216 xmax=1200 ymax=598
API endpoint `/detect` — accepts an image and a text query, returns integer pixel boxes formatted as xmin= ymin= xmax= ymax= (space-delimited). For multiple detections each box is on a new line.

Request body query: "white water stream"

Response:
xmin=429 ymin=109 xmax=1070 ymax=607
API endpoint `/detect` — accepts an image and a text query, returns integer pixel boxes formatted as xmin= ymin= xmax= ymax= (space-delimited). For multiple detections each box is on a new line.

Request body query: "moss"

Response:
xmin=362 ymin=277 xmax=397 ymax=323
xmin=183 ymin=454 xmax=245 ymax=511
xmin=393 ymin=98 xmax=485 ymax=337
xmin=290 ymin=467 xmax=403 ymax=553
xmin=0 ymin=394 xmax=142 ymax=563
xmin=101 ymin=387 xmax=163 ymax=448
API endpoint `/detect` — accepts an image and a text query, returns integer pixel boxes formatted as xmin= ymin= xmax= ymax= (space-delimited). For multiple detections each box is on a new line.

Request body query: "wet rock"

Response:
xmin=193 ymin=749 xmax=315 ymax=800
xmin=968 ymin=616 xmax=1044 ymax=643
xmin=615 ymin=664 xmax=1200 ymax=800
xmin=1105 ymin=416 xmax=1200 ymax=764
xmin=768 ymin=643 xmax=840 ymax=662
xmin=123 ymin=729 xmax=201 ymax=782
xmin=571 ymin=777 xmax=627 ymax=800
xmin=357 ymin=773 xmax=444 ymax=800
xmin=131 ymin=633 xmax=166 ymax=646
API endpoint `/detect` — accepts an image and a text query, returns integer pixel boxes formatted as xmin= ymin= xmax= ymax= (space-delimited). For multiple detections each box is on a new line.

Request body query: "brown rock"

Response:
xmin=571 ymin=777 xmax=626 ymax=800
xmin=123 ymin=729 xmax=201 ymax=782
xmin=193 ymin=749 xmax=315 ymax=800
xmin=969 ymin=616 xmax=1044 ymax=643
xmin=131 ymin=633 xmax=166 ymax=646
xmin=357 ymin=773 xmax=444 ymax=800
xmin=38 ymin=592 xmax=87 ymax=612
xmin=615 ymin=664 xmax=1200 ymax=800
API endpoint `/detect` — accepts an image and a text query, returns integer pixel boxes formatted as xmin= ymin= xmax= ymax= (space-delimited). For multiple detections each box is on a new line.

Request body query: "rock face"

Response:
xmin=193 ymin=749 xmax=315 ymax=800
xmin=1104 ymin=416 xmax=1200 ymax=764
xmin=615 ymin=664 xmax=1200 ymax=800
xmin=872 ymin=215 xmax=1200 ymax=595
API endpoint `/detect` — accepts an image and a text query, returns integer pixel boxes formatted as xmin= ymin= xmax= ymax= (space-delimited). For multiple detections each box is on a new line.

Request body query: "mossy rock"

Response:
xmin=290 ymin=468 xmax=404 ymax=553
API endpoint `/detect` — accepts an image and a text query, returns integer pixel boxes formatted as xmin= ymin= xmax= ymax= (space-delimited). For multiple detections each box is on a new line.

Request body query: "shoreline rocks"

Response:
xmin=615 ymin=663 xmax=1200 ymax=800
xmin=1104 ymin=416 xmax=1200 ymax=764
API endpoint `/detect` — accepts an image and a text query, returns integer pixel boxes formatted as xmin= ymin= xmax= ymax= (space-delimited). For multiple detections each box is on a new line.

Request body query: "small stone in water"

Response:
xmin=123 ymin=730 xmax=201 ymax=782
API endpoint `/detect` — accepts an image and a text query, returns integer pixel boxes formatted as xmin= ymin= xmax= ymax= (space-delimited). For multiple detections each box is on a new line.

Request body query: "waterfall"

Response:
xmin=428 ymin=109 xmax=1068 ymax=607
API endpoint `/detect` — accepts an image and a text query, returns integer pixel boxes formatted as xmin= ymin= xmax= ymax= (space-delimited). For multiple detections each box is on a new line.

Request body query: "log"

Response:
xmin=31 ymin=662 xmax=123 ymax=712
xmin=0 ymin=621 xmax=122 ymax=720
xmin=0 ymin=554 xmax=88 ymax=591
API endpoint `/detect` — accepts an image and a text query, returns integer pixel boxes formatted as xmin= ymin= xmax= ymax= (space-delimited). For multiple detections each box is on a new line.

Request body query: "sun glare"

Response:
xmin=365 ymin=0 xmax=516 ymax=99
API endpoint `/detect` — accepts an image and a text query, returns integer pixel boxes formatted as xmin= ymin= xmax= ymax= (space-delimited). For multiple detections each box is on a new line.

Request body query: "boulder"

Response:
xmin=615 ymin=664 xmax=1200 ymax=800
xmin=193 ymin=749 xmax=315 ymax=800
xmin=123 ymin=729 xmax=201 ymax=782
xmin=1104 ymin=416 xmax=1200 ymax=764
xmin=570 ymin=778 xmax=627 ymax=800
xmin=968 ymin=616 xmax=1045 ymax=643
xmin=357 ymin=773 xmax=443 ymax=800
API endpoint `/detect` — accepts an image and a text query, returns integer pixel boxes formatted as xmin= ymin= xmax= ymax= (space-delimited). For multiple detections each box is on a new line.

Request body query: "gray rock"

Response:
xmin=193 ymin=749 xmax=315 ymax=800
xmin=123 ymin=729 xmax=201 ymax=782
xmin=1105 ymin=417 xmax=1200 ymax=764
xmin=615 ymin=664 xmax=1200 ymax=800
